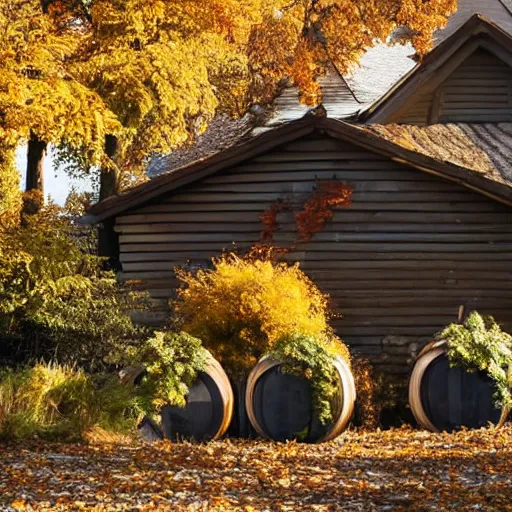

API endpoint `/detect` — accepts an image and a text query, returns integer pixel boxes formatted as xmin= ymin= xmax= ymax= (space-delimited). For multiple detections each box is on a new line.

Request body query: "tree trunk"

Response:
xmin=26 ymin=132 xmax=47 ymax=193
xmin=98 ymin=134 xmax=121 ymax=267
xmin=99 ymin=134 xmax=119 ymax=201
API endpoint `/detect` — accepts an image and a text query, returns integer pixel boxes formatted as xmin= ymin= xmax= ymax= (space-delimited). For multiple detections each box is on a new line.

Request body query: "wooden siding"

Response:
xmin=395 ymin=48 xmax=512 ymax=124
xmin=395 ymin=92 xmax=435 ymax=125
xmin=115 ymin=133 xmax=512 ymax=374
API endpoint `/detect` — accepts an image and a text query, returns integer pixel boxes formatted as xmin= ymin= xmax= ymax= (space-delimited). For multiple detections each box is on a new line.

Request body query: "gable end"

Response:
xmin=364 ymin=16 xmax=512 ymax=124
xmin=394 ymin=47 xmax=512 ymax=124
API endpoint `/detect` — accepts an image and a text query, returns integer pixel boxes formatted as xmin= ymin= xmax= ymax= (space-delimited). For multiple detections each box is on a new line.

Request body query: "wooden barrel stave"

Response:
xmin=205 ymin=354 xmax=234 ymax=439
xmin=162 ymin=353 xmax=233 ymax=442
xmin=409 ymin=341 xmax=508 ymax=432
xmin=245 ymin=356 xmax=356 ymax=443
xmin=162 ymin=372 xmax=223 ymax=441
xmin=321 ymin=356 xmax=357 ymax=442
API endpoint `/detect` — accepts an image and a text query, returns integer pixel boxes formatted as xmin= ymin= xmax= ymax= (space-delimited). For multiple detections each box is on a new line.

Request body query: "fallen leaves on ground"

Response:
xmin=1 ymin=425 xmax=511 ymax=511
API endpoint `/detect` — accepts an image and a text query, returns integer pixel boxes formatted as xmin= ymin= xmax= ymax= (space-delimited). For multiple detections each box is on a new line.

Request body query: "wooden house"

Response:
xmin=88 ymin=14 xmax=512 ymax=374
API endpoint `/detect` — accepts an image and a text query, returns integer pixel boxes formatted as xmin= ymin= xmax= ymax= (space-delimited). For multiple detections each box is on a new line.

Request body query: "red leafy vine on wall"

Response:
xmin=258 ymin=198 xmax=290 ymax=242
xmin=295 ymin=181 xmax=352 ymax=242
xmin=257 ymin=180 xmax=353 ymax=248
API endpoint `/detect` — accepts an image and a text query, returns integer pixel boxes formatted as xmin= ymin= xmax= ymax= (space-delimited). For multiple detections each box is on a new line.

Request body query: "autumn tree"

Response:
xmin=65 ymin=0 xmax=258 ymax=198
xmin=1 ymin=0 xmax=457 ymax=204
xmin=76 ymin=0 xmax=456 ymax=196
xmin=245 ymin=0 xmax=457 ymax=104
xmin=0 ymin=0 xmax=118 ymax=197
xmin=0 ymin=144 xmax=22 ymax=230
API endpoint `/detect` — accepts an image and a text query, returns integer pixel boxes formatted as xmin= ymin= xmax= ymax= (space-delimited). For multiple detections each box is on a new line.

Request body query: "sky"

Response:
xmin=16 ymin=146 xmax=94 ymax=206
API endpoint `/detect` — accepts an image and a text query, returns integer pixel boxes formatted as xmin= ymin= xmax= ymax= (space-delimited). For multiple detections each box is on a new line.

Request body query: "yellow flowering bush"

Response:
xmin=174 ymin=253 xmax=340 ymax=376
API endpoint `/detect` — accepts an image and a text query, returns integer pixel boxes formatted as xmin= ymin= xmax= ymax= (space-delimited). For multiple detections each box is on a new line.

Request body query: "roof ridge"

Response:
xmin=327 ymin=61 xmax=361 ymax=105
xmin=500 ymin=0 xmax=512 ymax=15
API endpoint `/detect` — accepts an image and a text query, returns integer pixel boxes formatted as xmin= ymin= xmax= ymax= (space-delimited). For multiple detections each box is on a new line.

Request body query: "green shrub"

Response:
xmin=0 ymin=199 xmax=151 ymax=369
xmin=441 ymin=311 xmax=512 ymax=410
xmin=0 ymin=363 xmax=138 ymax=441
xmin=30 ymin=277 xmax=151 ymax=370
xmin=112 ymin=331 xmax=208 ymax=416
xmin=268 ymin=333 xmax=348 ymax=425
xmin=0 ymin=198 xmax=211 ymax=440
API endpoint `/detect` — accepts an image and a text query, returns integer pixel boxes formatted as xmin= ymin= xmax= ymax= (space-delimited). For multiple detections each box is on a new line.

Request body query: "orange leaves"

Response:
xmin=275 ymin=0 xmax=457 ymax=85
xmin=246 ymin=10 xmax=303 ymax=103
xmin=396 ymin=0 xmax=457 ymax=55
xmin=258 ymin=198 xmax=290 ymax=242
xmin=2 ymin=427 xmax=512 ymax=510
xmin=290 ymin=37 xmax=327 ymax=105
xmin=258 ymin=179 xmax=353 ymax=247
xmin=10 ymin=499 xmax=27 ymax=511
xmin=295 ymin=180 xmax=352 ymax=242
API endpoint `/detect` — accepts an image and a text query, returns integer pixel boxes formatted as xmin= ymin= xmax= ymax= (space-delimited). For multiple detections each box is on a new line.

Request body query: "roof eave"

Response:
xmin=87 ymin=118 xmax=319 ymax=222
xmin=323 ymin=122 xmax=512 ymax=207
xmin=86 ymin=117 xmax=512 ymax=223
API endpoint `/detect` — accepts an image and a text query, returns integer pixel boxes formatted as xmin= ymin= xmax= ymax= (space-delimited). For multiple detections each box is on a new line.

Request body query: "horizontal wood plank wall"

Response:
xmin=115 ymin=133 xmax=512 ymax=374
xmin=395 ymin=92 xmax=434 ymax=125
xmin=396 ymin=48 xmax=512 ymax=125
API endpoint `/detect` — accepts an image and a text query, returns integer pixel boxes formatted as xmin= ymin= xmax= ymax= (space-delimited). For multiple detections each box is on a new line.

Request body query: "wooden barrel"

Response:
xmin=409 ymin=340 xmax=509 ymax=432
xmin=245 ymin=356 xmax=356 ymax=443
xmin=160 ymin=352 xmax=234 ymax=442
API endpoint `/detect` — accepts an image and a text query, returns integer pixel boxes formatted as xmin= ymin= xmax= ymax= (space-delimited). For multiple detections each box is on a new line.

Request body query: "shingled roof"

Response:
xmin=362 ymin=14 xmax=512 ymax=123
xmin=366 ymin=123 xmax=512 ymax=186
xmin=147 ymin=69 xmax=362 ymax=179
xmin=88 ymin=116 xmax=512 ymax=222
xmin=438 ymin=0 xmax=512 ymax=41
xmin=146 ymin=114 xmax=254 ymax=178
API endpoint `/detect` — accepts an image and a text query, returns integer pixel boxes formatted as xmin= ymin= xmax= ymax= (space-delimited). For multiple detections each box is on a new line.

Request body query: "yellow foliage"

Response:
xmin=174 ymin=253 xmax=333 ymax=376
xmin=80 ymin=0 xmax=455 ymax=175
xmin=0 ymin=146 xmax=22 ymax=231
xmin=0 ymin=0 xmax=456 ymax=197
xmin=321 ymin=334 xmax=352 ymax=367
xmin=0 ymin=0 xmax=119 ymax=168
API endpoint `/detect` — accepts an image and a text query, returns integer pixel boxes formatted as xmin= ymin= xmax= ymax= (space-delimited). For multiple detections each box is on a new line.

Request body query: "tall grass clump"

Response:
xmin=0 ymin=363 xmax=138 ymax=441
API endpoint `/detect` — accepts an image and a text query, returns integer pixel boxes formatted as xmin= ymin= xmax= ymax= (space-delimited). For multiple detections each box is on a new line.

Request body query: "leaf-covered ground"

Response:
xmin=1 ymin=426 xmax=511 ymax=511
